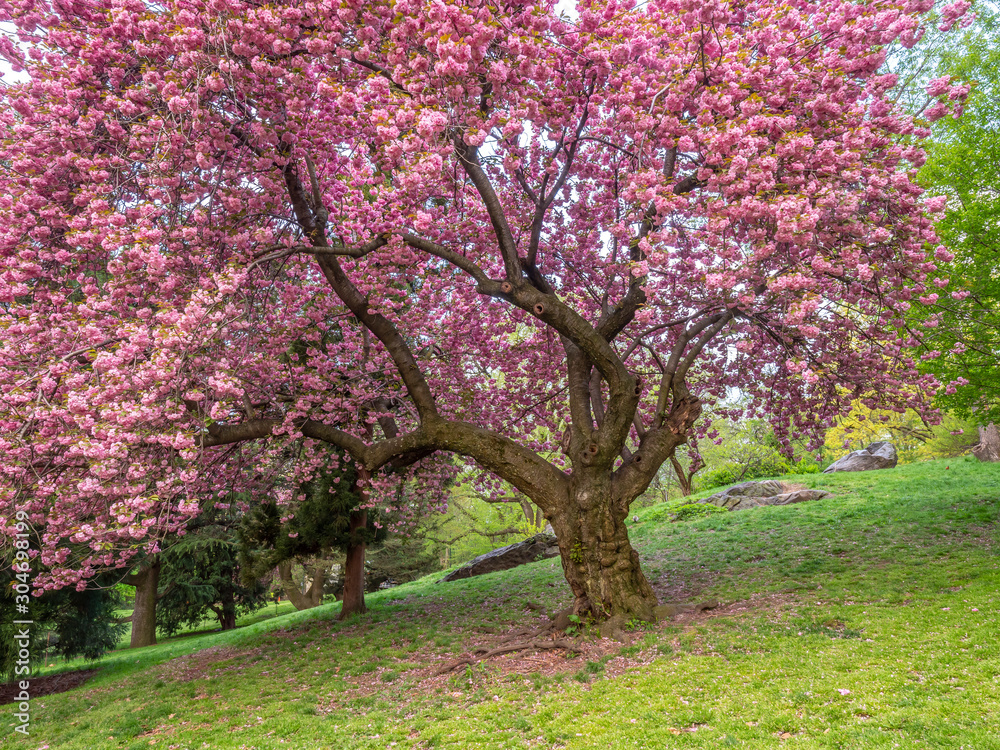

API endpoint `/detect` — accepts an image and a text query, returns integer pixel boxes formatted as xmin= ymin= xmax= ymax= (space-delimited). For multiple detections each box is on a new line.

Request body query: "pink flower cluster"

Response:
xmin=0 ymin=0 xmax=962 ymax=588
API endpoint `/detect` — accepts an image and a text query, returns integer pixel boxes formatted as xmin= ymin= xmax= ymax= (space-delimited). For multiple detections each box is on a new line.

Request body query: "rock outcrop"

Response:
xmin=438 ymin=534 xmax=559 ymax=582
xmin=697 ymin=480 xmax=831 ymax=511
xmin=823 ymin=441 xmax=898 ymax=473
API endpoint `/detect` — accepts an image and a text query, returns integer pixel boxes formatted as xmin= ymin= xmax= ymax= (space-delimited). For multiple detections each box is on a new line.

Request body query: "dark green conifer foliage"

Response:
xmin=156 ymin=510 xmax=268 ymax=634
xmin=0 ymin=572 xmax=127 ymax=678
xmin=239 ymin=454 xmax=384 ymax=582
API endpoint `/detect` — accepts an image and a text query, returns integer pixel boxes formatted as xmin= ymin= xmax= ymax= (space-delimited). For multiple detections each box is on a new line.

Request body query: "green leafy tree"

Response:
xmin=696 ymin=420 xmax=795 ymax=490
xmin=239 ymin=454 xmax=386 ymax=614
xmin=906 ymin=10 xmax=1000 ymax=423
xmin=157 ymin=514 xmax=268 ymax=634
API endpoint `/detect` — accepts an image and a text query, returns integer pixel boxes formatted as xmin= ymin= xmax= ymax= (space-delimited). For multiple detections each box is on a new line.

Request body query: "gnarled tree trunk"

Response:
xmin=973 ymin=424 xmax=1000 ymax=462
xmin=277 ymin=561 xmax=326 ymax=611
xmin=199 ymin=126 xmax=733 ymax=625
xmin=126 ymin=560 xmax=160 ymax=648
xmin=548 ymin=473 xmax=657 ymax=621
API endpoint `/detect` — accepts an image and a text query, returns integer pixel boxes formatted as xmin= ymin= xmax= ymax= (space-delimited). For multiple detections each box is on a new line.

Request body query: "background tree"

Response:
xmin=157 ymin=512 xmax=268 ymax=634
xmin=1 ymin=573 xmax=127 ymax=678
xmin=239 ymin=451 xmax=386 ymax=616
xmin=894 ymin=9 xmax=1000 ymax=425
xmin=668 ymin=441 xmax=706 ymax=497
xmin=0 ymin=0 xmax=968 ymax=622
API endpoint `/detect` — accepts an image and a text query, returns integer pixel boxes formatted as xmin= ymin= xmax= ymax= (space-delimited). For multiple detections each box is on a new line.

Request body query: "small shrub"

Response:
xmin=638 ymin=504 xmax=676 ymax=524
xmin=672 ymin=503 xmax=728 ymax=523
xmin=565 ymin=613 xmax=583 ymax=636
xmin=698 ymin=454 xmax=792 ymax=490
xmin=790 ymin=457 xmax=822 ymax=474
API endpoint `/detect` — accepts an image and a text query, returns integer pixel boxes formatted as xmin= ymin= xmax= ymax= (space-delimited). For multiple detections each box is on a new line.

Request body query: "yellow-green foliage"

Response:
xmin=823 ymin=402 xmax=978 ymax=463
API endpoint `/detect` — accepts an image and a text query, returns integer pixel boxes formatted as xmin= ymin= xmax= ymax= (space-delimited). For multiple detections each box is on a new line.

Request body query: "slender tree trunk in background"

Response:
xmin=519 ymin=498 xmax=534 ymax=528
xmin=277 ymin=561 xmax=327 ymax=611
xmin=973 ymin=424 xmax=1000 ymax=462
xmin=670 ymin=456 xmax=694 ymax=496
xmin=669 ymin=448 xmax=704 ymax=497
xmin=518 ymin=498 xmax=546 ymax=530
xmin=213 ymin=586 xmax=238 ymax=630
xmin=127 ymin=560 xmax=160 ymax=648
xmin=308 ymin=563 xmax=326 ymax=607
xmin=339 ymin=509 xmax=367 ymax=619
xmin=277 ymin=561 xmax=309 ymax=610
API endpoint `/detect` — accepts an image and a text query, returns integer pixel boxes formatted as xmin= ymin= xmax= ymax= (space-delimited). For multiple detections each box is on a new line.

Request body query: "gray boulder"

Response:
xmin=713 ymin=480 xmax=784 ymax=500
xmin=700 ymin=480 xmax=784 ymax=508
xmin=729 ymin=489 xmax=831 ymax=510
xmin=698 ymin=481 xmax=831 ymax=511
xmin=438 ymin=534 xmax=559 ymax=582
xmin=823 ymin=441 xmax=897 ymax=473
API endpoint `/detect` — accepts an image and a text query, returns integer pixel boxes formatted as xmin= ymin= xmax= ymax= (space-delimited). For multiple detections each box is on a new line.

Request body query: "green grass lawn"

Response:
xmin=5 ymin=457 xmax=1000 ymax=749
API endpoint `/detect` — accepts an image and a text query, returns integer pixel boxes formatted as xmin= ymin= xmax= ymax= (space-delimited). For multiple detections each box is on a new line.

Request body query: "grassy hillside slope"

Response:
xmin=4 ymin=458 xmax=1000 ymax=749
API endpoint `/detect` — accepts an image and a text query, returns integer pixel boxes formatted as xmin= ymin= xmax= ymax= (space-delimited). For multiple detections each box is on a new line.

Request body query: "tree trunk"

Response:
xmin=973 ymin=424 xmax=1000 ymax=462
xmin=128 ymin=561 xmax=160 ymax=648
xmin=277 ymin=561 xmax=326 ymax=611
xmin=670 ymin=456 xmax=693 ymax=496
xmin=549 ymin=478 xmax=657 ymax=622
xmin=339 ymin=509 xmax=367 ymax=619
xmin=215 ymin=586 xmax=238 ymax=631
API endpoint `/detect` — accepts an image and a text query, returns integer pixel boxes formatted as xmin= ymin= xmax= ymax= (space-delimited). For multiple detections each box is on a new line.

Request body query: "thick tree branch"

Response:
xmin=399 ymin=233 xmax=489 ymax=283
xmin=452 ymin=135 xmax=523 ymax=281
xmin=279 ymin=159 xmax=440 ymax=421
xmin=655 ymin=311 xmax=730 ymax=425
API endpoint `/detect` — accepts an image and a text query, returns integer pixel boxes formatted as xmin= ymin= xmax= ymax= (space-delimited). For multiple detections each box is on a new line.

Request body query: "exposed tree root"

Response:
xmin=435 ymin=636 xmax=577 ymax=675
xmin=524 ymin=601 xmax=549 ymax=617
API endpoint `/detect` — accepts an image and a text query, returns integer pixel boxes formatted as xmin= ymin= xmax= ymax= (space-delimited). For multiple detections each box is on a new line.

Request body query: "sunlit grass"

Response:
xmin=5 ymin=457 xmax=1000 ymax=749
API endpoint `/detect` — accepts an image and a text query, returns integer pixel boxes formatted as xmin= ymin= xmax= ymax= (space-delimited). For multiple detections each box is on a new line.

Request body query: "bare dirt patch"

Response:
xmin=156 ymin=645 xmax=265 ymax=683
xmin=318 ymin=589 xmax=801 ymax=715
xmin=670 ymin=589 xmax=799 ymax=625
xmin=0 ymin=669 xmax=98 ymax=705
xmin=649 ymin=572 xmax=715 ymax=604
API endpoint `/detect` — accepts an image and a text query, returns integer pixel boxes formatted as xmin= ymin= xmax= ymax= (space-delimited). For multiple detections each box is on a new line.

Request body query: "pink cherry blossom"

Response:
xmin=0 ymin=0 xmax=967 ymax=615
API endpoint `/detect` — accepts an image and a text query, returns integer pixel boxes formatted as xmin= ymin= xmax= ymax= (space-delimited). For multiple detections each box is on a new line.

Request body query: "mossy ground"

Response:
xmin=4 ymin=457 xmax=1000 ymax=748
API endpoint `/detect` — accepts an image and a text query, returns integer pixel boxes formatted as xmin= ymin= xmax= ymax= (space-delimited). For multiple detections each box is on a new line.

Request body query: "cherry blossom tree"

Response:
xmin=0 ymin=0 xmax=969 ymax=621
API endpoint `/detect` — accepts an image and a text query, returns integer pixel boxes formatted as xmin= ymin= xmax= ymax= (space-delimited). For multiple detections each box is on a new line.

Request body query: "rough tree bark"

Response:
xmin=211 ymin=586 xmax=238 ymax=631
xmin=339 ymin=509 xmax=368 ymax=619
xmin=277 ymin=561 xmax=326 ymax=611
xmin=125 ymin=560 xmax=161 ymax=648
xmin=549 ymin=476 xmax=657 ymax=620
xmin=972 ymin=424 xmax=1000 ymax=462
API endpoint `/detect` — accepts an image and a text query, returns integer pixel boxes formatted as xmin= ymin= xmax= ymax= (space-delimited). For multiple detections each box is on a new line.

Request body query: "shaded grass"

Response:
xmin=5 ymin=457 xmax=1000 ymax=749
